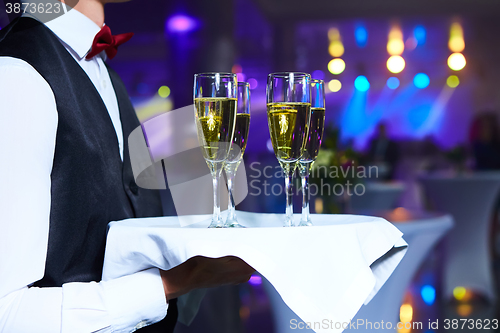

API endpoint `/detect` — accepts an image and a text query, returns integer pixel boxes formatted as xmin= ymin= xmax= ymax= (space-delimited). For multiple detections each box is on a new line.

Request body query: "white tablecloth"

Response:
xmin=102 ymin=212 xmax=407 ymax=333
xmin=349 ymin=182 xmax=405 ymax=212
xmin=346 ymin=212 xmax=453 ymax=331
xmin=420 ymin=172 xmax=500 ymax=301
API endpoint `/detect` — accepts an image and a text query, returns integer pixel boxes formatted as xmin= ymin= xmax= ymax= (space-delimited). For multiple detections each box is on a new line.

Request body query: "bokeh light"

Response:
xmin=266 ymin=139 xmax=274 ymax=152
xmin=239 ymin=306 xmax=250 ymax=320
xmin=329 ymin=40 xmax=345 ymax=57
xmin=248 ymin=275 xmax=262 ymax=285
xmin=166 ymin=14 xmax=198 ymax=33
xmin=449 ymin=37 xmax=465 ymax=53
xmin=231 ymin=64 xmax=242 ymax=73
xmin=136 ymin=97 xmax=173 ymax=122
xmin=447 ymin=75 xmax=460 ymax=88
xmin=398 ymin=326 xmax=411 ymax=333
xmin=453 ymin=286 xmax=467 ymax=301
xmin=328 ymin=58 xmax=346 ymax=75
xmin=354 ymin=76 xmax=370 ymax=92
xmin=400 ymin=304 xmax=413 ymax=322
xmin=398 ymin=304 xmax=414 ymax=333
xmin=236 ymin=72 xmax=246 ymax=82
xmin=405 ymin=37 xmax=418 ymax=51
xmin=312 ymin=70 xmax=325 ymax=80
xmin=328 ymin=79 xmax=342 ymax=92
xmin=414 ymin=73 xmax=430 ymax=89
xmin=392 ymin=207 xmax=411 ymax=221
xmin=387 ymin=77 xmax=400 ymax=89
xmin=158 ymin=85 xmax=171 ymax=98
xmin=448 ymin=53 xmax=466 ymax=71
xmin=387 ymin=39 xmax=405 ymax=55
xmin=328 ymin=27 xmax=340 ymax=41
xmin=421 ymin=285 xmax=436 ymax=305
xmin=398 ymin=325 xmax=411 ymax=333
xmin=449 ymin=22 xmax=465 ymax=52
xmin=247 ymin=78 xmax=258 ymax=89
xmin=315 ymin=198 xmax=324 ymax=214
xmin=450 ymin=22 xmax=463 ymax=36
xmin=355 ymin=25 xmax=368 ymax=47
xmin=414 ymin=25 xmax=426 ymax=45
xmin=457 ymin=304 xmax=473 ymax=317
xmin=388 ymin=25 xmax=404 ymax=58
xmin=387 ymin=55 xmax=406 ymax=73
xmin=389 ymin=25 xmax=403 ymax=40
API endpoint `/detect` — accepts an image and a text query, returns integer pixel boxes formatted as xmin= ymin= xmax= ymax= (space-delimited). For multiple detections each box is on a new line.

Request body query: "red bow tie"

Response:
xmin=86 ymin=25 xmax=134 ymax=60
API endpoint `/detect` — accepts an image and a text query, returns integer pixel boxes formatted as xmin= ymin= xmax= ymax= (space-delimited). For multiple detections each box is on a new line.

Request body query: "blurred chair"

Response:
xmin=262 ymin=209 xmax=453 ymax=333
xmin=420 ymin=172 xmax=500 ymax=302
xmin=349 ymin=181 xmax=405 ymax=212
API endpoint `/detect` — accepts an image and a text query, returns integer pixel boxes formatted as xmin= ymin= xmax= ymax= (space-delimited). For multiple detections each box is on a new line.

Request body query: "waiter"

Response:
xmin=0 ymin=0 xmax=253 ymax=332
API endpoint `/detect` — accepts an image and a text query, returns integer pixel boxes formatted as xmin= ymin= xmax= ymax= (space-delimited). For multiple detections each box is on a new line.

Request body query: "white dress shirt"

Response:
xmin=0 ymin=8 xmax=168 ymax=333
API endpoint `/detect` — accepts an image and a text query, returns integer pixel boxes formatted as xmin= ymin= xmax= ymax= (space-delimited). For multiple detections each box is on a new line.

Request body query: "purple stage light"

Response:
xmin=312 ymin=70 xmax=325 ymax=80
xmin=248 ymin=275 xmax=262 ymax=286
xmin=236 ymin=72 xmax=246 ymax=82
xmin=247 ymin=78 xmax=258 ymax=89
xmin=166 ymin=15 xmax=198 ymax=33
xmin=266 ymin=139 xmax=274 ymax=152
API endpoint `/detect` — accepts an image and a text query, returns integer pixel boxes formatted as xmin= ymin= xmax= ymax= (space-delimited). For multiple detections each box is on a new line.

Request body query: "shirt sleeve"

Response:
xmin=0 ymin=57 xmax=168 ymax=333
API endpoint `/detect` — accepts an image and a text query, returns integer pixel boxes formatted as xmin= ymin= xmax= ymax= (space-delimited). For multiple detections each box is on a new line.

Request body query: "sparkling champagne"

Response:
xmin=267 ymin=102 xmax=310 ymax=162
xmin=301 ymin=107 xmax=325 ymax=162
xmin=195 ymin=97 xmax=237 ymax=162
xmin=226 ymin=113 xmax=250 ymax=163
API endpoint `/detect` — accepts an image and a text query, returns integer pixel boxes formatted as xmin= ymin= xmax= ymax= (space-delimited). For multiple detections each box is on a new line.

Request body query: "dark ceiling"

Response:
xmin=252 ymin=0 xmax=500 ymax=20
xmin=101 ymin=0 xmax=500 ymax=36
xmin=2 ymin=0 xmax=499 ymax=32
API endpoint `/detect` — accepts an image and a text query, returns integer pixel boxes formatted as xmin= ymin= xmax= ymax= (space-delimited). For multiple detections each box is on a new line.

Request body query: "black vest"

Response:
xmin=0 ymin=17 xmax=176 ymax=332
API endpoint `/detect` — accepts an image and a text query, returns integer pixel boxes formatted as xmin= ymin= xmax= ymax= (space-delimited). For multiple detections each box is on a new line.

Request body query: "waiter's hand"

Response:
xmin=159 ymin=256 xmax=255 ymax=301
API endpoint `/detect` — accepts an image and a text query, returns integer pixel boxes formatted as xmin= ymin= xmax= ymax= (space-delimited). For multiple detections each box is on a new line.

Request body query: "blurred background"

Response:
xmin=99 ymin=0 xmax=500 ymax=332
xmin=3 ymin=0 xmax=500 ymax=331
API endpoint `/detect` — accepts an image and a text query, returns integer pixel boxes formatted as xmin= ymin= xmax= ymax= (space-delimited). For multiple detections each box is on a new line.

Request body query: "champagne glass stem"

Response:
xmin=224 ymin=162 xmax=246 ymax=228
xmin=283 ymin=162 xmax=296 ymax=227
xmin=299 ymin=162 xmax=313 ymax=226
xmin=226 ymin=163 xmax=237 ymax=222
xmin=209 ymin=162 xmax=223 ymax=228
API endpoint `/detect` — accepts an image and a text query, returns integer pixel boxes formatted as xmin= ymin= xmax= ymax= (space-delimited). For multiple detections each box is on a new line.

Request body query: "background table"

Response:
xmin=346 ymin=209 xmax=453 ymax=331
xmin=420 ymin=172 xmax=500 ymax=302
xmin=349 ymin=181 xmax=406 ymax=212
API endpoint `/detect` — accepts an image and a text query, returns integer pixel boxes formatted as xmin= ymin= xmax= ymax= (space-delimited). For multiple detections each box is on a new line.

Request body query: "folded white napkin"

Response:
xmin=102 ymin=212 xmax=407 ymax=332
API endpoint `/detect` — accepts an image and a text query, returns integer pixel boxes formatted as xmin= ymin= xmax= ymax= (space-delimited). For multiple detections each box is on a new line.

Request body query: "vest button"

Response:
xmin=129 ymin=181 xmax=139 ymax=195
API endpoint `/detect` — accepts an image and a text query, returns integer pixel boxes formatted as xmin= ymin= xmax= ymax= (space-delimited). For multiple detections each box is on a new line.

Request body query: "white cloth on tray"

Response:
xmin=102 ymin=211 xmax=407 ymax=332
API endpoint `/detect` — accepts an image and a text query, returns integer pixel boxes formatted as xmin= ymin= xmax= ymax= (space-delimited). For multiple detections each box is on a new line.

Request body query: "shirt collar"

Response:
xmin=41 ymin=8 xmax=102 ymax=60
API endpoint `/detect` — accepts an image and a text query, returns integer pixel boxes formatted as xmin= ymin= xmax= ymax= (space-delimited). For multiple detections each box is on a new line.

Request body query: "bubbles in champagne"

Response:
xmin=267 ymin=102 xmax=310 ymax=162
xmin=194 ymin=97 xmax=237 ymax=162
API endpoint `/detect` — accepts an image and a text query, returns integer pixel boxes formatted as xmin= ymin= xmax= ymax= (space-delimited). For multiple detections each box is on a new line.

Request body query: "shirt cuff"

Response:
xmin=103 ymin=268 xmax=168 ymax=332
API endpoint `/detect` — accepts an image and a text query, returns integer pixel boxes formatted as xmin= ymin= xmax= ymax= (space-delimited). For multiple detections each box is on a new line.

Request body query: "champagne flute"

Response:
xmin=267 ymin=72 xmax=311 ymax=227
xmin=194 ymin=73 xmax=237 ymax=228
xmin=224 ymin=82 xmax=251 ymax=228
xmin=298 ymin=79 xmax=326 ymax=226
